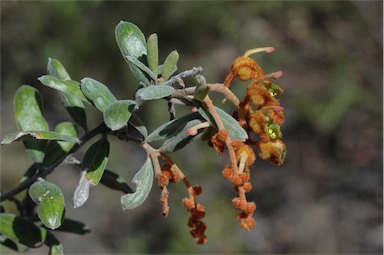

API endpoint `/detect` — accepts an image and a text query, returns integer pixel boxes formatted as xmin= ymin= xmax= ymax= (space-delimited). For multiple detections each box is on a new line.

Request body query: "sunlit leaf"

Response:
xmin=135 ymin=85 xmax=174 ymax=101
xmin=0 ymin=213 xmax=47 ymax=248
xmin=73 ymin=171 xmax=91 ymax=209
xmin=80 ymin=78 xmax=117 ymax=112
xmin=198 ymin=106 xmax=248 ymax=141
xmin=28 ymin=180 xmax=65 ymax=230
xmin=103 ymin=100 xmax=136 ymax=131
xmin=14 ymin=85 xmax=49 ymax=163
xmin=160 ymin=50 xmax=179 ymax=82
xmin=47 ymin=58 xmax=71 ymax=80
xmin=115 ymin=21 xmax=149 ymax=83
xmin=38 ymin=75 xmax=88 ymax=102
xmin=121 ymin=157 xmax=153 ymax=210
xmin=147 ymin=33 xmax=159 ymax=79
xmin=1 ymin=130 xmax=78 ymax=145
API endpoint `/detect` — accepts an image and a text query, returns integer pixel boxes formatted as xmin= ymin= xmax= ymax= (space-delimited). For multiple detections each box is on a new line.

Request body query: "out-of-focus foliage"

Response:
xmin=1 ymin=1 xmax=382 ymax=254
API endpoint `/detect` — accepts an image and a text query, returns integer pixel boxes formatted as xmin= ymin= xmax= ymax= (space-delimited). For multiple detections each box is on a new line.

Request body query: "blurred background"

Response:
xmin=1 ymin=1 xmax=382 ymax=254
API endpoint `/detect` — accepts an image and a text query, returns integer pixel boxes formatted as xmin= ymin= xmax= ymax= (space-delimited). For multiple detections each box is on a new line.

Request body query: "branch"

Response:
xmin=0 ymin=122 xmax=108 ymax=202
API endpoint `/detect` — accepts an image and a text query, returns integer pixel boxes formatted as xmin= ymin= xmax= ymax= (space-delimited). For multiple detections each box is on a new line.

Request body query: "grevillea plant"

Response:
xmin=0 ymin=21 xmax=286 ymax=253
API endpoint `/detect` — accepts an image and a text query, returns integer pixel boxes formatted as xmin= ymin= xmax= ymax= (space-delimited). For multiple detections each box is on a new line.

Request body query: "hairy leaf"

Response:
xmin=0 ymin=213 xmax=47 ymax=248
xmin=73 ymin=171 xmax=91 ymax=209
xmin=198 ymin=106 xmax=248 ymax=141
xmin=135 ymin=85 xmax=174 ymax=101
xmin=160 ymin=50 xmax=179 ymax=82
xmin=14 ymin=85 xmax=49 ymax=163
xmin=103 ymin=100 xmax=136 ymax=131
xmin=147 ymin=112 xmax=202 ymax=142
xmin=159 ymin=119 xmax=205 ymax=153
xmin=121 ymin=157 xmax=153 ymax=210
xmin=147 ymin=33 xmax=159 ymax=79
xmin=38 ymin=75 xmax=88 ymax=102
xmin=47 ymin=58 xmax=71 ymax=80
xmin=28 ymin=180 xmax=65 ymax=230
xmin=115 ymin=21 xmax=149 ymax=83
xmin=1 ymin=130 xmax=79 ymax=145
xmin=81 ymin=78 xmax=117 ymax=112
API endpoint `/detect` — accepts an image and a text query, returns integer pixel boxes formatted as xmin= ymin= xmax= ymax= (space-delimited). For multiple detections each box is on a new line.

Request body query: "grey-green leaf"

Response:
xmin=103 ymin=100 xmax=136 ymax=131
xmin=115 ymin=21 xmax=149 ymax=83
xmin=47 ymin=58 xmax=71 ymax=80
xmin=0 ymin=213 xmax=47 ymax=248
xmin=28 ymin=180 xmax=65 ymax=230
xmin=1 ymin=130 xmax=79 ymax=145
xmin=198 ymin=106 xmax=248 ymax=141
xmin=147 ymin=33 xmax=159 ymax=79
xmin=83 ymin=136 xmax=109 ymax=186
xmin=121 ymin=157 xmax=153 ymax=210
xmin=38 ymin=75 xmax=88 ymax=102
xmin=135 ymin=85 xmax=174 ymax=101
xmin=147 ymin=112 xmax=202 ymax=142
xmin=81 ymin=78 xmax=117 ymax=112
xmin=14 ymin=85 xmax=49 ymax=163
xmin=159 ymin=119 xmax=205 ymax=153
xmin=125 ymin=55 xmax=157 ymax=81
xmin=160 ymin=50 xmax=179 ymax=82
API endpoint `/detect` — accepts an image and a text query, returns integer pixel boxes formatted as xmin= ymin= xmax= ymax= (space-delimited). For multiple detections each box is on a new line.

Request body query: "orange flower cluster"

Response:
xmin=228 ymin=49 xmax=287 ymax=166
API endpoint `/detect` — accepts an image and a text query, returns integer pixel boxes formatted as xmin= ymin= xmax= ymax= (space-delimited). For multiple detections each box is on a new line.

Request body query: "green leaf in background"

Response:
xmin=47 ymin=58 xmax=88 ymax=131
xmin=0 ymin=213 xmax=47 ymax=248
xmin=160 ymin=50 xmax=179 ymax=82
xmin=28 ymin=180 xmax=65 ymax=230
xmin=83 ymin=136 xmax=109 ymax=186
xmin=56 ymin=218 xmax=90 ymax=235
xmin=146 ymin=33 xmax=159 ymax=79
xmin=81 ymin=78 xmax=117 ymax=112
xmin=38 ymin=75 xmax=88 ymax=102
xmin=14 ymin=85 xmax=49 ymax=163
xmin=1 ymin=130 xmax=79 ymax=145
xmin=43 ymin=122 xmax=79 ymax=167
xmin=198 ymin=106 xmax=248 ymax=142
xmin=47 ymin=57 xmax=71 ymax=80
xmin=100 ymin=169 xmax=133 ymax=194
xmin=135 ymin=85 xmax=175 ymax=101
xmin=115 ymin=21 xmax=149 ymax=83
xmin=103 ymin=100 xmax=136 ymax=131
xmin=121 ymin=157 xmax=153 ymax=210
xmin=146 ymin=112 xmax=202 ymax=142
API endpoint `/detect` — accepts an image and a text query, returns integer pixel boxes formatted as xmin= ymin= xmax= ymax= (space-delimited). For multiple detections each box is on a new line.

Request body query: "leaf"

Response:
xmin=129 ymin=113 xmax=148 ymax=139
xmin=81 ymin=78 xmax=117 ymax=112
xmin=198 ymin=106 xmax=248 ymax=141
xmin=43 ymin=122 xmax=79 ymax=167
xmin=56 ymin=218 xmax=90 ymax=235
xmin=103 ymin=100 xmax=136 ymax=131
xmin=0 ymin=234 xmax=28 ymax=252
xmin=28 ymin=180 xmax=65 ymax=230
xmin=46 ymin=58 xmax=88 ymax=131
xmin=47 ymin=58 xmax=71 ymax=80
xmin=0 ymin=213 xmax=47 ymax=248
xmin=121 ymin=157 xmax=153 ymax=210
xmin=100 ymin=169 xmax=133 ymax=194
xmin=160 ymin=50 xmax=179 ymax=82
xmin=14 ymin=85 xmax=49 ymax=163
xmin=73 ymin=171 xmax=91 ymax=209
xmin=125 ymin=55 xmax=157 ymax=81
xmin=1 ymin=130 xmax=79 ymax=145
xmin=194 ymin=75 xmax=210 ymax=101
xmin=115 ymin=21 xmax=149 ymax=83
xmin=135 ymin=85 xmax=175 ymax=101
xmin=159 ymin=119 xmax=205 ymax=153
xmin=45 ymin=232 xmax=63 ymax=255
xmin=38 ymin=75 xmax=88 ymax=102
xmin=83 ymin=136 xmax=110 ymax=186
xmin=146 ymin=33 xmax=159 ymax=78
xmin=147 ymin=112 xmax=202 ymax=142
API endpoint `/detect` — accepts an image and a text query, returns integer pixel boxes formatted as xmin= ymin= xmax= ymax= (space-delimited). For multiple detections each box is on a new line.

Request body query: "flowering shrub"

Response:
xmin=0 ymin=21 xmax=286 ymax=253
